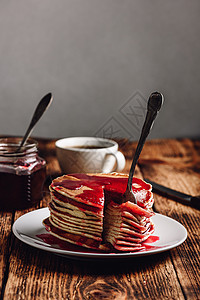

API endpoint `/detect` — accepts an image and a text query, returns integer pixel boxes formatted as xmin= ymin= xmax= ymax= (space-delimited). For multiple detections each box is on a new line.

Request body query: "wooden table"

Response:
xmin=1 ymin=138 xmax=200 ymax=300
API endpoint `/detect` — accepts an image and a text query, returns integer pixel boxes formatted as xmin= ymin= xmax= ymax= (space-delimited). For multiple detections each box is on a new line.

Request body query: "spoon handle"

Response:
xmin=127 ymin=92 xmax=163 ymax=190
xmin=17 ymin=93 xmax=53 ymax=151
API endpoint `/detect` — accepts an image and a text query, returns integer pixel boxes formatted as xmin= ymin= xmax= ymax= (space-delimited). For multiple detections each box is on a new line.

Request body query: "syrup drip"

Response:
xmin=53 ymin=173 xmax=151 ymax=206
xmin=37 ymin=234 xmax=105 ymax=253
xmin=37 ymin=234 xmax=160 ymax=254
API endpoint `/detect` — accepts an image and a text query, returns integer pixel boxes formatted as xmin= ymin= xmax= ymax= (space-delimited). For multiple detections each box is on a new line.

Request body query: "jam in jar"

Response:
xmin=0 ymin=137 xmax=46 ymax=210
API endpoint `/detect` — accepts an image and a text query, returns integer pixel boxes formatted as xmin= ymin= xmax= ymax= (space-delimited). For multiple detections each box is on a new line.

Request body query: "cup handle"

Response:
xmin=113 ymin=151 xmax=126 ymax=172
xmin=102 ymin=151 xmax=126 ymax=173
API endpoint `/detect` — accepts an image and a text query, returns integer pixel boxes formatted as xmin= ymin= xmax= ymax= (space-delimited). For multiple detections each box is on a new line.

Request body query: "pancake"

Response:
xmin=43 ymin=172 xmax=154 ymax=252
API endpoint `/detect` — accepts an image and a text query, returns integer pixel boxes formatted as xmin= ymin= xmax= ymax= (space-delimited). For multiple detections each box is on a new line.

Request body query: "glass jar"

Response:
xmin=0 ymin=137 xmax=46 ymax=210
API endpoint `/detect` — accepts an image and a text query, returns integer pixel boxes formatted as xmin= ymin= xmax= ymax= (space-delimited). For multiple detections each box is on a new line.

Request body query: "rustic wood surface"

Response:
xmin=0 ymin=138 xmax=200 ymax=300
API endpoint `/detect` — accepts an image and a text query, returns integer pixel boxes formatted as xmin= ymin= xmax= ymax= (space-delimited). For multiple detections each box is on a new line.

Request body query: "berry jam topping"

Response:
xmin=52 ymin=173 xmax=152 ymax=207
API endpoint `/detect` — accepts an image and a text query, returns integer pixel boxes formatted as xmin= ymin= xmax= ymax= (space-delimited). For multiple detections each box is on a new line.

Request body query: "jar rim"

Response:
xmin=0 ymin=137 xmax=38 ymax=157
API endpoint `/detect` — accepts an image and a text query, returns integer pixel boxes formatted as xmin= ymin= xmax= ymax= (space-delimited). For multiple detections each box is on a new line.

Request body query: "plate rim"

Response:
xmin=12 ymin=207 xmax=187 ymax=259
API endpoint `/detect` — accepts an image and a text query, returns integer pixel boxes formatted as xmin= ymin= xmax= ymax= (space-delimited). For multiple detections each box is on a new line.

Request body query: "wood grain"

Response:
xmin=1 ymin=138 xmax=200 ymax=300
xmin=138 ymin=138 xmax=200 ymax=299
xmin=0 ymin=212 xmax=13 ymax=298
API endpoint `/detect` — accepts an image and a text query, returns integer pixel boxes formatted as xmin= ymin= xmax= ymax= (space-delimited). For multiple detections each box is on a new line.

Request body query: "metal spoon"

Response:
xmin=6 ymin=93 xmax=53 ymax=154
xmin=122 ymin=92 xmax=164 ymax=204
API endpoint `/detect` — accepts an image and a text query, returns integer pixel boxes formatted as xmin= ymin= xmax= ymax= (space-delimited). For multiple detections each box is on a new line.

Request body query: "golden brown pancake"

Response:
xmin=43 ymin=173 xmax=154 ymax=252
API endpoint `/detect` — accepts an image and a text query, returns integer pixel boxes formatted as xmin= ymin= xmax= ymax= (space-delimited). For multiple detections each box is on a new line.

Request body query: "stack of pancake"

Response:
xmin=43 ymin=173 xmax=154 ymax=252
xmin=103 ymin=197 xmax=154 ymax=251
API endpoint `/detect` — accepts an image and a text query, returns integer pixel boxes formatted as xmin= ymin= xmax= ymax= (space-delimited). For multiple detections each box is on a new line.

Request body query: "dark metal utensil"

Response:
xmin=144 ymin=178 xmax=200 ymax=210
xmin=5 ymin=93 xmax=53 ymax=154
xmin=122 ymin=92 xmax=164 ymax=204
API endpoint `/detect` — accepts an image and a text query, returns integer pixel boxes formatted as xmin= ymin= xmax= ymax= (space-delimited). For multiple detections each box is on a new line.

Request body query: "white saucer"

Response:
xmin=12 ymin=207 xmax=187 ymax=259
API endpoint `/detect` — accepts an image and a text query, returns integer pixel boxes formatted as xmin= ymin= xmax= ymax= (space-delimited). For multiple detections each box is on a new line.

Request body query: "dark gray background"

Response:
xmin=0 ymin=0 xmax=199 ymax=141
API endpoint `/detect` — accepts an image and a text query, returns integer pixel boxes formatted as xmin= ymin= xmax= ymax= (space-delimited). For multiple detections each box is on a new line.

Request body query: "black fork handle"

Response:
xmin=127 ymin=92 xmax=164 ymax=190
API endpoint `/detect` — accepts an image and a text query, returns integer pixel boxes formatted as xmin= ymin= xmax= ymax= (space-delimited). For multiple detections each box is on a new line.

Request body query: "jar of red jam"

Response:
xmin=0 ymin=137 xmax=46 ymax=210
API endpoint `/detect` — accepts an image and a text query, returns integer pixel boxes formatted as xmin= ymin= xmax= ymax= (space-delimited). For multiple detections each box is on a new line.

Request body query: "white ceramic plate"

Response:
xmin=12 ymin=207 xmax=187 ymax=259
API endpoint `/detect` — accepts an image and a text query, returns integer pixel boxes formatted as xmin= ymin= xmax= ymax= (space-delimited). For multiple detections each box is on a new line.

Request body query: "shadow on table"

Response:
xmin=11 ymin=237 xmax=169 ymax=276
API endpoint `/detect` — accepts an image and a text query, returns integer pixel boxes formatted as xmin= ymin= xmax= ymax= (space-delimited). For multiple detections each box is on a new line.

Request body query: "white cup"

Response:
xmin=55 ymin=137 xmax=126 ymax=174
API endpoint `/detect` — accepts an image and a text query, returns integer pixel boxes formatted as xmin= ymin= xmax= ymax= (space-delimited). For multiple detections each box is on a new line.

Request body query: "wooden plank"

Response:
xmin=2 ymin=138 xmax=198 ymax=299
xmin=3 ymin=139 xmax=184 ymax=300
xmin=3 ymin=247 xmax=185 ymax=300
xmin=0 ymin=212 xmax=13 ymax=298
xmin=138 ymin=138 xmax=200 ymax=299
xmin=69 ymin=253 xmax=184 ymax=300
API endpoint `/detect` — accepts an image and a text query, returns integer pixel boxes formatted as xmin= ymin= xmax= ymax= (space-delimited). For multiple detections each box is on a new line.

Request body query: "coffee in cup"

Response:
xmin=55 ymin=137 xmax=126 ymax=174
